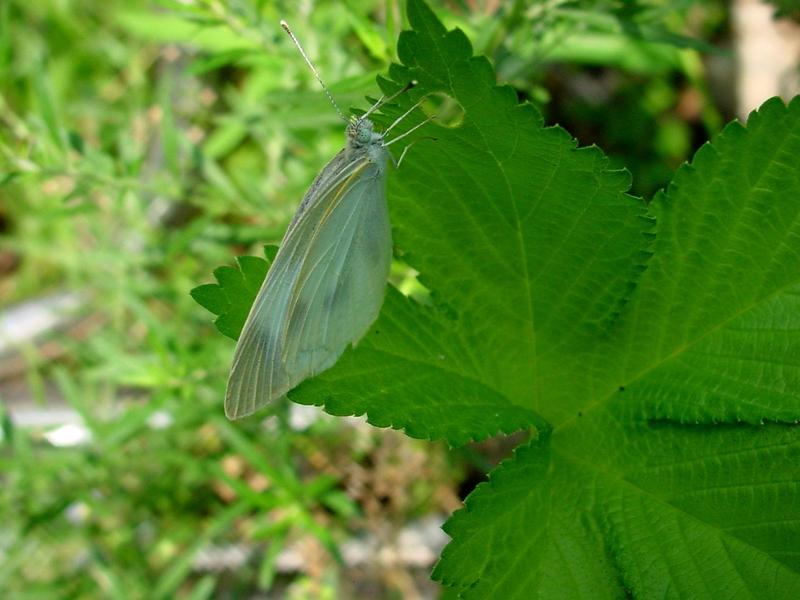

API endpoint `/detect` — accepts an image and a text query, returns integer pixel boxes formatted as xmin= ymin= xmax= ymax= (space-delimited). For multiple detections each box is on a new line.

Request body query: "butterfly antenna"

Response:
xmin=280 ymin=20 xmax=346 ymax=122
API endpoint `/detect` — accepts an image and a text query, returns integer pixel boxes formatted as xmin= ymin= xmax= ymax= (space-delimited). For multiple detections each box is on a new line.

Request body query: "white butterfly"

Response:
xmin=225 ymin=22 xmax=428 ymax=419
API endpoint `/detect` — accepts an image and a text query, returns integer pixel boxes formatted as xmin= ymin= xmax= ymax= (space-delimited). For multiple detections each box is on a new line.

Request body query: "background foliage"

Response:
xmin=2 ymin=0 xmax=797 ymax=598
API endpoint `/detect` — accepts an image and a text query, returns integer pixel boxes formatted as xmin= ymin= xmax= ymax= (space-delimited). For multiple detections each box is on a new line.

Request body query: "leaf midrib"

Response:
xmin=409 ymin=6 xmax=540 ymax=409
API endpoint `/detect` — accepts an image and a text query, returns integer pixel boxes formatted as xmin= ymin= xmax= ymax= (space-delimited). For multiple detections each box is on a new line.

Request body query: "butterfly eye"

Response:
xmin=357 ymin=128 xmax=372 ymax=143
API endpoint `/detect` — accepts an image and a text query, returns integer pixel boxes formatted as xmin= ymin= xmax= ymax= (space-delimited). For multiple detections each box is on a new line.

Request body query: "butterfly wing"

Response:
xmin=225 ymin=151 xmax=392 ymax=419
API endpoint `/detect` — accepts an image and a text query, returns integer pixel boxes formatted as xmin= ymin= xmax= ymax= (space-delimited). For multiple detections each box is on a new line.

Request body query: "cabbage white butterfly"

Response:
xmin=225 ymin=21 xmax=427 ymax=419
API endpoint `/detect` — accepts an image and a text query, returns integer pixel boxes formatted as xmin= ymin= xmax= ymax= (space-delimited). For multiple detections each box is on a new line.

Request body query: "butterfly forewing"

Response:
xmin=283 ymin=163 xmax=391 ymax=371
xmin=225 ymin=147 xmax=391 ymax=419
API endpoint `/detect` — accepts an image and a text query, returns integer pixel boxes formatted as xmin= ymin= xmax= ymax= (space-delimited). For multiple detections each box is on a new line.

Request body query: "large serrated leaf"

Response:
xmin=193 ymin=0 xmax=800 ymax=594
xmin=432 ymin=95 xmax=800 ymax=597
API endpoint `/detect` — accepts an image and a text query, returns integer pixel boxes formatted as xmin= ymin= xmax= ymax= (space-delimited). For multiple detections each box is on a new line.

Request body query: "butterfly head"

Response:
xmin=347 ymin=116 xmax=383 ymax=148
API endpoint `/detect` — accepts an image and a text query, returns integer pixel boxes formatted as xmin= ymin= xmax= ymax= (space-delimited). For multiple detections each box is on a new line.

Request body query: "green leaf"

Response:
xmin=152 ymin=502 xmax=249 ymax=600
xmin=294 ymin=287 xmax=545 ymax=445
xmin=116 ymin=11 xmax=246 ymax=51
xmin=188 ymin=48 xmax=258 ymax=75
xmin=32 ymin=65 xmax=65 ymax=152
xmin=764 ymin=0 xmax=800 ymax=20
xmin=195 ymin=0 xmax=800 ymax=594
xmin=431 ymin=94 xmax=800 ymax=597
xmin=191 ymin=245 xmax=277 ymax=340
xmin=344 ymin=0 xmax=390 ymax=61
xmin=0 ymin=171 xmax=20 ymax=187
xmin=436 ymin=419 xmax=800 ymax=599
xmin=609 ymin=97 xmax=800 ymax=425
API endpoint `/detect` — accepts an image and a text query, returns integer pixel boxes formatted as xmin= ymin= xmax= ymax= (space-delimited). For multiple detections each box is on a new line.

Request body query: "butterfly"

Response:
xmin=225 ymin=21 xmax=429 ymax=419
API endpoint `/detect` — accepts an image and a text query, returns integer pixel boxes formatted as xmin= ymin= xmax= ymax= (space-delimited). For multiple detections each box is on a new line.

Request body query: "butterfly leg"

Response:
xmin=393 ymin=136 xmax=438 ymax=168
xmin=385 ymin=114 xmax=437 ymax=148
xmin=383 ymin=96 xmax=428 ymax=135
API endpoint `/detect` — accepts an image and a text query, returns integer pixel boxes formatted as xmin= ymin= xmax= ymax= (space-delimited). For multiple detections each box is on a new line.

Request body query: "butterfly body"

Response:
xmin=225 ymin=117 xmax=392 ymax=419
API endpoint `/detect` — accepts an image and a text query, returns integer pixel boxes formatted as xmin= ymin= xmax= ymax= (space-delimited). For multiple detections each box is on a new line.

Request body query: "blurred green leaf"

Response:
xmin=186 ymin=575 xmax=217 ymax=600
xmin=0 ymin=3 xmax=12 ymax=88
xmin=345 ymin=2 xmax=390 ymax=61
xmin=152 ymin=502 xmax=249 ymax=600
xmin=213 ymin=416 xmax=300 ymax=494
xmin=0 ymin=171 xmax=20 ymax=186
xmin=67 ymin=129 xmax=85 ymax=154
xmin=764 ymin=0 xmax=800 ymax=20
xmin=546 ymin=32 xmax=684 ymax=73
xmin=116 ymin=11 xmax=249 ymax=50
xmin=188 ymin=47 xmax=258 ymax=74
xmin=32 ymin=66 xmax=65 ymax=151
xmin=159 ymin=76 xmax=180 ymax=175
xmin=257 ymin=529 xmax=288 ymax=590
